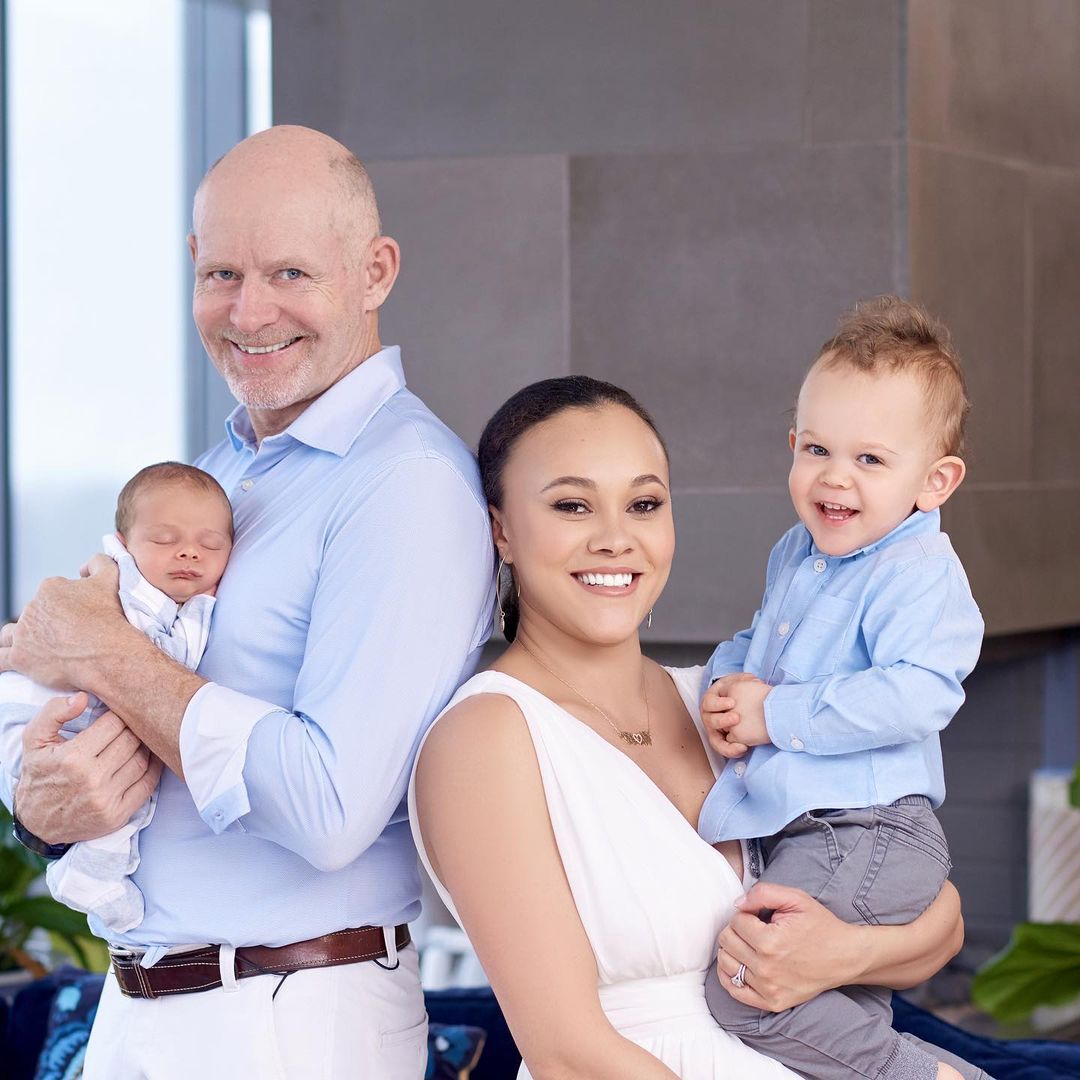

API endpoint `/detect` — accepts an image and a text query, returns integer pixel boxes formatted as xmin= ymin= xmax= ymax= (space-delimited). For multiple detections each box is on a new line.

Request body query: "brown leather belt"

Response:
xmin=109 ymin=924 xmax=411 ymax=999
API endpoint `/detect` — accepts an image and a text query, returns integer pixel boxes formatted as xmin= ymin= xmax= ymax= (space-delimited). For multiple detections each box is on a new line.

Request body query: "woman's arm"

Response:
xmin=714 ymin=880 xmax=963 ymax=1013
xmin=414 ymin=694 xmax=678 ymax=1080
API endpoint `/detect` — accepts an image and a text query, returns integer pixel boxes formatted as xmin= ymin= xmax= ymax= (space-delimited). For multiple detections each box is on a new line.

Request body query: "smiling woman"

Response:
xmin=410 ymin=375 xmax=968 ymax=1080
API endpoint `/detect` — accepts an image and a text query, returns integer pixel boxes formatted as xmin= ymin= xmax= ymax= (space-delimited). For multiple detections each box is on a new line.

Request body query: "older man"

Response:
xmin=1 ymin=126 xmax=493 ymax=1077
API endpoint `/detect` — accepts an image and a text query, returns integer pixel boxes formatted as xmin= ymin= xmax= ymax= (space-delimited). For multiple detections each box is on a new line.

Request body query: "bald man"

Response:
xmin=1 ymin=127 xmax=494 ymax=1078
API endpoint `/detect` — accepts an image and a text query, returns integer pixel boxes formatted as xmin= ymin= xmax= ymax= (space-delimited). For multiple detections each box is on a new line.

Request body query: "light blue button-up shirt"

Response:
xmin=104 ymin=347 xmax=494 ymax=949
xmin=698 ymin=509 xmax=983 ymax=844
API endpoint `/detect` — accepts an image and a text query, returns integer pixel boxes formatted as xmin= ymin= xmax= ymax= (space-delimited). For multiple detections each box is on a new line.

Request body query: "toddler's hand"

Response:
xmin=702 ymin=674 xmax=757 ymax=759
xmin=722 ymin=678 xmax=772 ymax=749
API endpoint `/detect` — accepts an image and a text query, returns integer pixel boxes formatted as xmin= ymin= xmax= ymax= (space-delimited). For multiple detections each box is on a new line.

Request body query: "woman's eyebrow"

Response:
xmin=632 ymin=473 xmax=667 ymax=489
xmin=541 ymin=475 xmax=596 ymax=492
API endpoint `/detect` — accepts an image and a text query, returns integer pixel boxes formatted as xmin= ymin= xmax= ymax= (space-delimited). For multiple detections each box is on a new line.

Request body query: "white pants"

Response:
xmin=84 ymin=943 xmax=427 ymax=1079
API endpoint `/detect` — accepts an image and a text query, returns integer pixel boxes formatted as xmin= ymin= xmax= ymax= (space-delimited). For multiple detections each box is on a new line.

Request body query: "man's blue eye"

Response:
xmin=212 ymin=270 xmax=236 ymax=281
xmin=282 ymin=268 xmax=303 ymax=280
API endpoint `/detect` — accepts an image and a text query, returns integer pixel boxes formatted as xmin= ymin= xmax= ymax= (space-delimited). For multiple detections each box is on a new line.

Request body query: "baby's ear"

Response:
xmin=115 ymin=530 xmax=126 ymax=545
xmin=916 ymin=456 xmax=966 ymax=512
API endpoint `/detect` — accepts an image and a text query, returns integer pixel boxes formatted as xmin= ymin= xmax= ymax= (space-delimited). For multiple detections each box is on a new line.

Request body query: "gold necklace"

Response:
xmin=517 ymin=640 xmax=652 ymax=747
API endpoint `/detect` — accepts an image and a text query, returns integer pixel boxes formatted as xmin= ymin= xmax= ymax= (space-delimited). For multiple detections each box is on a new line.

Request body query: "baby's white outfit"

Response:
xmin=0 ymin=534 xmax=215 ymax=932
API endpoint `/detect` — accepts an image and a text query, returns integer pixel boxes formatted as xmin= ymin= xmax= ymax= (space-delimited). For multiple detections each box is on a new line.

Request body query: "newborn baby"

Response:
xmin=0 ymin=462 xmax=233 ymax=932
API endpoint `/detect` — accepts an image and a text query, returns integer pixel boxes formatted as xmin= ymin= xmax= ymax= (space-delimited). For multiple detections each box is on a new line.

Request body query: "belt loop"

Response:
xmin=382 ymin=925 xmax=399 ymax=967
xmin=219 ymin=944 xmax=239 ymax=992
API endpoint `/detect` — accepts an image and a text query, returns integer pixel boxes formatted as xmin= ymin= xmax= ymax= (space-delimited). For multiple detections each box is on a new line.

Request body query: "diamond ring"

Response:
xmin=731 ymin=962 xmax=747 ymax=989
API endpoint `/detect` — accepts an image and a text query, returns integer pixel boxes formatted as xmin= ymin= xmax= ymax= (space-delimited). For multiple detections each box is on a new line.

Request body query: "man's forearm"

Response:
xmin=79 ymin=619 xmax=203 ymax=778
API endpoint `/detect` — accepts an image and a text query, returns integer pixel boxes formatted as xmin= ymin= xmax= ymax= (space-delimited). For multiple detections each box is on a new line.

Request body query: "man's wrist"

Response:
xmin=11 ymin=797 xmax=70 ymax=860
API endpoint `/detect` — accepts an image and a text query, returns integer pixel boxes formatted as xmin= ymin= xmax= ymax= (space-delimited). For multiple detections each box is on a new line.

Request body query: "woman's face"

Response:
xmin=493 ymin=403 xmax=675 ymax=647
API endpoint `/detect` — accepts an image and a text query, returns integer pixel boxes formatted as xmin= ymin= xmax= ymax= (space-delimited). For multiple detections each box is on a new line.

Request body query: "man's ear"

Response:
xmin=363 ymin=235 xmax=401 ymax=312
xmin=187 ymin=234 xmax=198 ymax=264
xmin=489 ymin=505 xmax=512 ymax=564
xmin=916 ymin=456 xmax=966 ymax=512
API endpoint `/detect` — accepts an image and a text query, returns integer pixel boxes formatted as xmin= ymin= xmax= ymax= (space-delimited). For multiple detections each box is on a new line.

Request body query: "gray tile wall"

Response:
xmin=908 ymin=0 xmax=1080 ymax=635
xmin=270 ymin=0 xmax=1079 ymax=957
xmin=273 ymin=0 xmax=907 ymax=643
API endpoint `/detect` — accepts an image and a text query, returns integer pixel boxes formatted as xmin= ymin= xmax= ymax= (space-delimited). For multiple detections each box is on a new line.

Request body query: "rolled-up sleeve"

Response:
xmin=178 ymin=453 xmax=492 ymax=865
xmin=764 ymin=556 xmax=984 ymax=755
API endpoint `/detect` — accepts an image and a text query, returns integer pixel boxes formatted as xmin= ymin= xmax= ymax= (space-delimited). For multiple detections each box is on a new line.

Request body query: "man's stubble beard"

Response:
xmin=219 ymin=350 xmax=318 ymax=411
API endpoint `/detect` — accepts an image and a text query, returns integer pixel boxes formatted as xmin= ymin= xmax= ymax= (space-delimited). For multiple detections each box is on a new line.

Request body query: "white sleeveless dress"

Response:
xmin=408 ymin=665 xmax=798 ymax=1079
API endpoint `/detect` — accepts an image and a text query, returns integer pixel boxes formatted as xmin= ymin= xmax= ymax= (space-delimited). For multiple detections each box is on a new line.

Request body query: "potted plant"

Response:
xmin=0 ymin=804 xmax=108 ymax=986
xmin=972 ymin=764 xmax=1080 ymax=1024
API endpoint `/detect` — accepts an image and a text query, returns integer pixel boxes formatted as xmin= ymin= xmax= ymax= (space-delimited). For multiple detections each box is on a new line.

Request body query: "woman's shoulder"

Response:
xmin=417 ymin=670 xmax=535 ymax=770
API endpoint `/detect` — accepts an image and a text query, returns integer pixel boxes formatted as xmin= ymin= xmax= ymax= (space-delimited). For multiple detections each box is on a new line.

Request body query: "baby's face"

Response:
xmin=120 ymin=482 xmax=233 ymax=603
xmin=788 ymin=363 xmax=943 ymax=557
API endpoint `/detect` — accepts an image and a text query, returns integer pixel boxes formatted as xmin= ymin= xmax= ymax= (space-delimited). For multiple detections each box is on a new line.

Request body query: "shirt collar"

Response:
xmin=809 ymin=507 xmax=941 ymax=561
xmin=224 ymin=346 xmax=406 ymax=457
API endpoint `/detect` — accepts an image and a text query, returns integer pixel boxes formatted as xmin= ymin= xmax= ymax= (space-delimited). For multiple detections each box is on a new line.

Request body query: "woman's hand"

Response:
xmin=715 ymin=881 xmax=860 ymax=1012
xmin=715 ymin=879 xmax=964 ymax=1012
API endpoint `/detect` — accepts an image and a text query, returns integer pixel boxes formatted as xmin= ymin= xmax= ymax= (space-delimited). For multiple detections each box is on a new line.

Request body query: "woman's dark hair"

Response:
xmin=478 ymin=375 xmax=667 ymax=642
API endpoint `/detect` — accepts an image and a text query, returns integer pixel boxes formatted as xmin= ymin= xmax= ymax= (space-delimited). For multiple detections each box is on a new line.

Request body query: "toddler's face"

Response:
xmin=788 ymin=363 xmax=946 ymax=557
xmin=120 ymin=481 xmax=233 ymax=603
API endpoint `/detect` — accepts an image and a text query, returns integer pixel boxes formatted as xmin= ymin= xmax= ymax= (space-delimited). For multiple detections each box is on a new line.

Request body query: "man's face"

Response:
xmin=121 ymin=482 xmax=233 ymax=604
xmin=190 ymin=178 xmax=371 ymax=431
xmin=788 ymin=362 xmax=942 ymax=557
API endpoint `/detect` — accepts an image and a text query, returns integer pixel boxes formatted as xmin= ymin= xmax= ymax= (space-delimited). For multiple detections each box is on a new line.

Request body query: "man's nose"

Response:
xmin=230 ymin=279 xmax=279 ymax=334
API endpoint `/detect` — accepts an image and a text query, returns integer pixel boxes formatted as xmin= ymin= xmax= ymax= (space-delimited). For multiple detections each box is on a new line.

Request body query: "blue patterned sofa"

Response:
xmin=3 ymin=967 xmax=1078 ymax=1080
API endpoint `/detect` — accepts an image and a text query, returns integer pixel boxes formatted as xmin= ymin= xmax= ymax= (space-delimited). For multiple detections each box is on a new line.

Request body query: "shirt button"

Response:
xmin=814 ymin=559 xmax=827 ymax=573
xmin=777 ymin=621 xmax=790 ymax=637
xmin=213 ymin=810 xmax=224 ymax=821
xmin=240 ymin=479 xmax=254 ymax=491
xmin=790 ymin=736 xmax=805 ymax=751
xmin=733 ymin=762 xmax=746 ymax=777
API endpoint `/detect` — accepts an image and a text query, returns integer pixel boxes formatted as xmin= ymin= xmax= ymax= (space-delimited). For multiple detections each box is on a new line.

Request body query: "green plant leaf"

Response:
xmin=0 ymin=845 xmax=32 ymax=894
xmin=4 ymin=896 xmax=92 ymax=939
xmin=49 ymin=931 xmax=109 ymax=973
xmin=972 ymin=922 xmax=1080 ymax=1021
xmin=1069 ymin=762 xmax=1080 ymax=810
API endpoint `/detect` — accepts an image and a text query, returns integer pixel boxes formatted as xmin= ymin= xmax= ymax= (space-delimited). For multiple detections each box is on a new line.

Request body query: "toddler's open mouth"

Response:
xmin=817 ymin=501 xmax=857 ymax=522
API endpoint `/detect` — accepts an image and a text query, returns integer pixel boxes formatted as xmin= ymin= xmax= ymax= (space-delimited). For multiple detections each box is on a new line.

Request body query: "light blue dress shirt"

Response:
xmin=105 ymin=347 xmax=494 ymax=950
xmin=697 ymin=509 xmax=983 ymax=844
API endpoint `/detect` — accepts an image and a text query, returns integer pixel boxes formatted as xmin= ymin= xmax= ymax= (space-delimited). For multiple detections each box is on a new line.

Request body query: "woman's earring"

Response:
xmin=646 ymin=608 xmax=653 ymax=630
xmin=495 ymin=558 xmax=506 ymax=634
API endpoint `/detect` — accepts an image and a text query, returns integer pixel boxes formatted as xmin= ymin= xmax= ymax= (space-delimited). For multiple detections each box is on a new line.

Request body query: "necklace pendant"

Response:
xmin=619 ymin=730 xmax=652 ymax=747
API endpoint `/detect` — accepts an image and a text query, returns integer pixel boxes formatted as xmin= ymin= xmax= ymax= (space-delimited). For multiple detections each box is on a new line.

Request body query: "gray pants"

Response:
xmin=704 ymin=797 xmax=993 ymax=1080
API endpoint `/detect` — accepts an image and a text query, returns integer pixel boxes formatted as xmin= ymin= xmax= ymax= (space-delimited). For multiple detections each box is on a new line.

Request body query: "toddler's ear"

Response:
xmin=788 ymin=429 xmax=796 ymax=451
xmin=916 ymin=456 xmax=966 ymax=512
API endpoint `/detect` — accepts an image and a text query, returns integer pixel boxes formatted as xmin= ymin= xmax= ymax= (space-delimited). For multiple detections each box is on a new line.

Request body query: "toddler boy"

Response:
xmin=699 ymin=297 xmax=988 ymax=1080
xmin=0 ymin=462 xmax=233 ymax=933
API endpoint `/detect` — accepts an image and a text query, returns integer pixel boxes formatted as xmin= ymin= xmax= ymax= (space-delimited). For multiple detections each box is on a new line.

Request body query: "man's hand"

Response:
xmin=0 ymin=559 xmax=124 ymax=691
xmin=14 ymin=694 xmax=162 ymax=844
xmin=701 ymin=674 xmax=771 ymax=759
